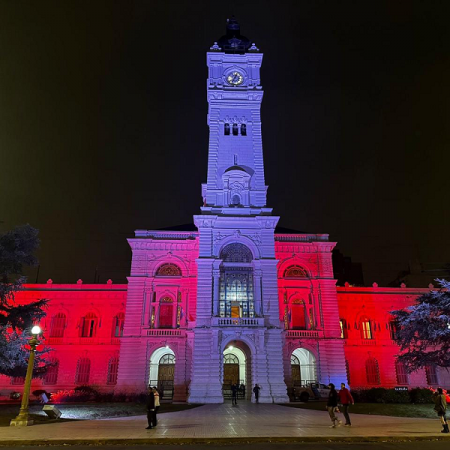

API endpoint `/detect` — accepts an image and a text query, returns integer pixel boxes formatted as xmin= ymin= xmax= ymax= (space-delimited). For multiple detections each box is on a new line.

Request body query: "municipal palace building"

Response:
xmin=2 ymin=19 xmax=448 ymax=402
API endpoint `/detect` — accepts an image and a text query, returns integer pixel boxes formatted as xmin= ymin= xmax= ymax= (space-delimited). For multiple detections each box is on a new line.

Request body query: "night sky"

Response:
xmin=1 ymin=1 xmax=449 ymax=286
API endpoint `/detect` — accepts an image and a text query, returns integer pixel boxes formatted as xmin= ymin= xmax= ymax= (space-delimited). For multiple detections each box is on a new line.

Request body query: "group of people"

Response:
xmin=146 ymin=386 xmax=160 ymax=429
xmin=230 ymin=383 xmax=261 ymax=405
xmin=327 ymin=383 xmax=449 ymax=433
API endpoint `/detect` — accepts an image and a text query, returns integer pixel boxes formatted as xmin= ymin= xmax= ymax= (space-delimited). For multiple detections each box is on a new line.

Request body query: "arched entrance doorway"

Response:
xmin=222 ymin=341 xmax=252 ymax=400
xmin=149 ymin=347 xmax=175 ymax=400
xmin=291 ymin=348 xmax=317 ymax=386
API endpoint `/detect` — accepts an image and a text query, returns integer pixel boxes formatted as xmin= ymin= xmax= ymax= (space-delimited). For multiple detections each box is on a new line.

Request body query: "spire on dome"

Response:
xmin=214 ymin=16 xmax=258 ymax=54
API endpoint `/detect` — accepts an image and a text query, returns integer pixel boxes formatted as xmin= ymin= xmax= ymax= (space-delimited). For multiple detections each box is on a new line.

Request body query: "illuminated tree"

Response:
xmin=391 ymin=279 xmax=450 ymax=372
xmin=0 ymin=225 xmax=49 ymax=377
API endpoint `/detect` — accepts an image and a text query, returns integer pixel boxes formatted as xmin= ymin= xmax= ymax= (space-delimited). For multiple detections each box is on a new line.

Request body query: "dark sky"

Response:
xmin=1 ymin=1 xmax=449 ymax=286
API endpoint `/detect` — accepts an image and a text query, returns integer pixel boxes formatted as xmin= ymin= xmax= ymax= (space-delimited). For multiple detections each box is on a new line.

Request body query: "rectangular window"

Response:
xmin=361 ymin=320 xmax=372 ymax=339
xmin=395 ymin=361 xmax=408 ymax=385
xmin=425 ymin=365 xmax=438 ymax=385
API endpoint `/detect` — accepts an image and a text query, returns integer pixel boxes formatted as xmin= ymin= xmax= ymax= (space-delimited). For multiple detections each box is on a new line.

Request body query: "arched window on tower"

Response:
xmin=159 ymin=297 xmax=174 ymax=328
xmin=49 ymin=313 xmax=66 ymax=338
xmin=224 ymin=123 xmax=230 ymax=135
xmin=365 ymin=358 xmax=380 ymax=385
xmin=284 ymin=266 xmax=308 ymax=278
xmin=241 ymin=124 xmax=247 ymax=136
xmin=232 ymin=123 xmax=238 ymax=136
xmin=219 ymin=243 xmax=254 ymax=318
xmin=44 ymin=358 xmax=59 ymax=385
xmin=156 ymin=264 xmax=182 ymax=277
xmin=80 ymin=313 xmax=98 ymax=338
xmin=112 ymin=313 xmax=125 ymax=337
xmin=75 ymin=357 xmax=91 ymax=384
xmin=360 ymin=317 xmax=372 ymax=340
xmin=107 ymin=356 xmax=119 ymax=385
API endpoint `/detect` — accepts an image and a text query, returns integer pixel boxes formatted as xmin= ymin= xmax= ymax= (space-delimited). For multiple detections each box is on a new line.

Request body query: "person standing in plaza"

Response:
xmin=326 ymin=383 xmax=342 ymax=428
xmin=146 ymin=385 xmax=155 ymax=429
xmin=231 ymin=383 xmax=238 ymax=405
xmin=253 ymin=384 xmax=261 ymax=403
xmin=338 ymin=383 xmax=354 ymax=426
xmin=432 ymin=388 xmax=449 ymax=433
xmin=152 ymin=386 xmax=160 ymax=426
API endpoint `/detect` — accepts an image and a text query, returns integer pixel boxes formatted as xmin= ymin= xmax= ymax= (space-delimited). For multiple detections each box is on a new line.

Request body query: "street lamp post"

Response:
xmin=10 ymin=325 xmax=42 ymax=427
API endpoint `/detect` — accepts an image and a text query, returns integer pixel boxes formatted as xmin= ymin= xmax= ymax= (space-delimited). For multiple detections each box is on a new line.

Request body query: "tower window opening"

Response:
xmin=231 ymin=194 xmax=240 ymax=205
xmin=224 ymin=123 xmax=230 ymax=135
xmin=241 ymin=124 xmax=247 ymax=136
xmin=232 ymin=123 xmax=238 ymax=136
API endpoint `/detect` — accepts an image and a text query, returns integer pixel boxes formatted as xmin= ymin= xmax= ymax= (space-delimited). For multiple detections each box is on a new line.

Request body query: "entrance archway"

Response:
xmin=291 ymin=348 xmax=317 ymax=386
xmin=149 ymin=347 xmax=175 ymax=399
xmin=222 ymin=340 xmax=252 ymax=400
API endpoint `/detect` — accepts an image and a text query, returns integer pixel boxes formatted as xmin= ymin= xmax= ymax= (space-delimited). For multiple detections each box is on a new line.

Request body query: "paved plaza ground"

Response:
xmin=1 ymin=401 xmax=450 ymax=445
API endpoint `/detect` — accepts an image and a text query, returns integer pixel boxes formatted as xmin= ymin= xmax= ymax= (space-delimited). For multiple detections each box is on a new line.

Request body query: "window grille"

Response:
xmin=107 ymin=357 xmax=119 ymax=385
xmin=156 ymin=263 xmax=181 ymax=277
xmin=159 ymin=354 xmax=176 ymax=365
xmin=75 ymin=357 xmax=91 ymax=384
xmin=224 ymin=354 xmax=239 ymax=364
xmin=365 ymin=358 xmax=380 ymax=384
xmin=220 ymin=243 xmax=253 ymax=263
xmin=395 ymin=360 xmax=408 ymax=385
xmin=284 ymin=265 xmax=308 ymax=278
xmin=425 ymin=365 xmax=438 ymax=385
xmin=50 ymin=313 xmax=66 ymax=338
xmin=44 ymin=359 xmax=59 ymax=385
xmin=290 ymin=355 xmax=300 ymax=365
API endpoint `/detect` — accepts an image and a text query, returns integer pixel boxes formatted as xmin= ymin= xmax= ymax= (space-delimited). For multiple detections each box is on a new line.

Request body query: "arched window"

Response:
xmin=241 ymin=124 xmax=247 ymax=136
xmin=107 ymin=356 xmax=119 ymax=385
xmin=49 ymin=313 xmax=66 ymax=338
xmin=159 ymin=354 xmax=176 ymax=365
xmin=425 ymin=365 xmax=438 ymax=385
xmin=231 ymin=194 xmax=241 ymax=205
xmin=340 ymin=319 xmax=348 ymax=339
xmin=80 ymin=313 xmax=98 ymax=338
xmin=112 ymin=313 xmax=125 ymax=337
xmin=291 ymin=348 xmax=317 ymax=385
xmin=75 ymin=357 xmax=91 ymax=384
xmin=360 ymin=318 xmax=372 ymax=340
xmin=44 ymin=358 xmax=59 ymax=385
xmin=284 ymin=265 xmax=308 ymax=278
xmin=224 ymin=354 xmax=239 ymax=364
xmin=156 ymin=263 xmax=182 ymax=277
xmin=224 ymin=123 xmax=230 ymax=135
xmin=395 ymin=360 xmax=408 ymax=385
xmin=365 ymin=358 xmax=380 ymax=385
xmin=291 ymin=300 xmax=307 ymax=329
xmin=220 ymin=243 xmax=253 ymax=263
xmin=159 ymin=297 xmax=174 ymax=328
xmin=232 ymin=123 xmax=238 ymax=136
xmin=389 ymin=321 xmax=400 ymax=340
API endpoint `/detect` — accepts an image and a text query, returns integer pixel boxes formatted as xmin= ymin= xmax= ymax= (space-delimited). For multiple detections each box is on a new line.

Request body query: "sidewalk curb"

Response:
xmin=0 ymin=436 xmax=450 ymax=446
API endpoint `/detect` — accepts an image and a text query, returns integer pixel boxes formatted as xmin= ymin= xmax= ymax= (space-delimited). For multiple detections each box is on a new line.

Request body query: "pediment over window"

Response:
xmin=156 ymin=263 xmax=182 ymax=277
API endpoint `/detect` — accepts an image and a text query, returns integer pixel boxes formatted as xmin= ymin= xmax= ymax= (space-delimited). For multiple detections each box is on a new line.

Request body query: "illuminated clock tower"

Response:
xmin=188 ymin=18 xmax=289 ymax=403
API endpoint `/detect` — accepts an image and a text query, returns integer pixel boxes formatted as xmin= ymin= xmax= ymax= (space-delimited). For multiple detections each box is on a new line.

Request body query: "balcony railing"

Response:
xmin=285 ymin=330 xmax=320 ymax=339
xmin=345 ymin=339 xmax=377 ymax=346
xmin=211 ymin=317 xmax=265 ymax=327
xmin=145 ymin=329 xmax=184 ymax=337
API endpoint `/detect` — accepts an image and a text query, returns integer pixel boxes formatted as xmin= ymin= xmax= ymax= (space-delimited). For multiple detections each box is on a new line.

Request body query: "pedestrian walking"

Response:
xmin=231 ymin=383 xmax=238 ymax=405
xmin=240 ymin=383 xmax=246 ymax=399
xmin=432 ymin=388 xmax=449 ymax=433
xmin=326 ymin=383 xmax=342 ymax=428
xmin=338 ymin=382 xmax=354 ymax=426
xmin=253 ymin=384 xmax=261 ymax=403
xmin=146 ymin=385 xmax=156 ymax=429
xmin=152 ymin=386 xmax=160 ymax=426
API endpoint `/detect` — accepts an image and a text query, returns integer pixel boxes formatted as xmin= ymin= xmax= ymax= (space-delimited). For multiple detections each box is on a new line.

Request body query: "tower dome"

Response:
xmin=216 ymin=17 xmax=252 ymax=54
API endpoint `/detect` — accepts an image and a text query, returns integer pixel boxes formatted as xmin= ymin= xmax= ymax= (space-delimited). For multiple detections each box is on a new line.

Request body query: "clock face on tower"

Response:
xmin=227 ymin=71 xmax=244 ymax=86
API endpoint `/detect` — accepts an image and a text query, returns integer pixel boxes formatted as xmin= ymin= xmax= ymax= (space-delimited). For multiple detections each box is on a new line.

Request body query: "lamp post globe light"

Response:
xmin=10 ymin=325 xmax=42 ymax=427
